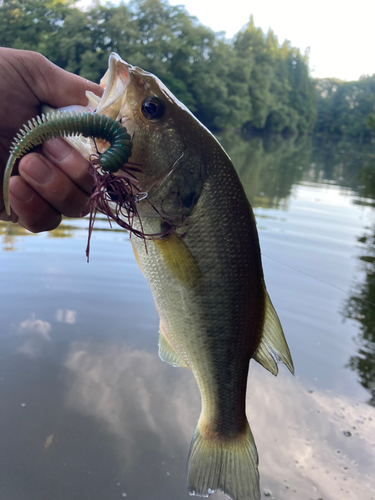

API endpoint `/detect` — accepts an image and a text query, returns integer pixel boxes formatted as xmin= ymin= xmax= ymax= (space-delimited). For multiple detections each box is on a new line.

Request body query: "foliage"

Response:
xmin=1 ymin=0 xmax=316 ymax=133
xmin=234 ymin=19 xmax=316 ymax=135
xmin=314 ymin=76 xmax=375 ymax=139
xmin=368 ymin=107 xmax=375 ymax=130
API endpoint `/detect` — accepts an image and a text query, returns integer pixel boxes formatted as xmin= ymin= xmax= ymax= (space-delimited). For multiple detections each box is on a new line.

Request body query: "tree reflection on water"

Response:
xmin=0 ymin=221 xmax=33 ymax=252
xmin=345 ymin=228 xmax=375 ymax=407
xmin=219 ymin=131 xmax=312 ymax=208
xmin=344 ymin=150 xmax=375 ymax=407
xmin=222 ymin=132 xmax=375 ymax=409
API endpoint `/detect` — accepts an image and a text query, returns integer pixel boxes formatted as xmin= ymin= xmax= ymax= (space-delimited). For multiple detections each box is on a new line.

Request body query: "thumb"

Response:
xmin=21 ymin=50 xmax=103 ymax=108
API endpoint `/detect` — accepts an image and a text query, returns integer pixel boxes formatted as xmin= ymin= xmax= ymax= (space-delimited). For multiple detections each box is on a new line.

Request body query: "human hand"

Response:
xmin=0 ymin=48 xmax=103 ymax=231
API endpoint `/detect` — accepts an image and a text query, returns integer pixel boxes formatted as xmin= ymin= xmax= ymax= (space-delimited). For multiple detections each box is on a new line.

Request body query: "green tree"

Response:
xmin=314 ymin=76 xmax=375 ymax=138
xmin=0 ymin=0 xmax=317 ymax=134
xmin=368 ymin=107 xmax=375 ymax=129
xmin=0 ymin=0 xmax=72 ymax=50
xmin=234 ymin=17 xmax=315 ymax=135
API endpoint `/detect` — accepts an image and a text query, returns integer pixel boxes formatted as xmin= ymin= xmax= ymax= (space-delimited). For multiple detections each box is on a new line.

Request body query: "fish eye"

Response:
xmin=141 ymin=96 xmax=165 ymax=121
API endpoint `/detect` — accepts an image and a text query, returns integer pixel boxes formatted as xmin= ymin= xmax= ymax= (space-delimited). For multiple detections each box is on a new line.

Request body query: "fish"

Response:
xmin=55 ymin=53 xmax=295 ymax=500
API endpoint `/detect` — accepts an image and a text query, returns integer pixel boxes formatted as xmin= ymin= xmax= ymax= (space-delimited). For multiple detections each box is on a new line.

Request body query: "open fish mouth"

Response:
xmin=46 ymin=54 xmax=135 ymax=161
xmin=84 ymin=54 xmax=183 ymax=251
xmin=88 ymin=53 xmax=135 ymax=137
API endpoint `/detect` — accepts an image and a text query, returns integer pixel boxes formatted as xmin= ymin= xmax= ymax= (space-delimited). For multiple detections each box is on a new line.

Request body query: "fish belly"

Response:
xmin=132 ymin=158 xmax=265 ymax=500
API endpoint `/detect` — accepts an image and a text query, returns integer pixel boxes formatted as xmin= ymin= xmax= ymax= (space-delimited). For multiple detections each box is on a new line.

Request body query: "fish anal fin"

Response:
xmin=153 ymin=233 xmax=202 ymax=288
xmin=158 ymin=325 xmax=188 ymax=368
xmin=188 ymin=420 xmax=260 ymax=500
xmin=253 ymin=292 xmax=294 ymax=376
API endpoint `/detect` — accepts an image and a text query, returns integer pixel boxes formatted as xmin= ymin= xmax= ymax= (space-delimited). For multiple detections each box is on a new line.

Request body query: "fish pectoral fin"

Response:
xmin=158 ymin=326 xmax=188 ymax=368
xmin=253 ymin=291 xmax=294 ymax=376
xmin=153 ymin=233 xmax=202 ymax=288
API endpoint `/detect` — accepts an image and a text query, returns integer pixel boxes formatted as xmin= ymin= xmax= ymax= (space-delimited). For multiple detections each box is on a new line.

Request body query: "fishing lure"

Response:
xmin=3 ymin=110 xmax=182 ymax=260
xmin=3 ymin=111 xmax=133 ymax=215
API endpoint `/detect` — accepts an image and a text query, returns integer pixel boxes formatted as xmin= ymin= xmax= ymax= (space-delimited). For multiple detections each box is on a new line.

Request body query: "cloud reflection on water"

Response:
xmin=17 ymin=313 xmax=52 ymax=357
xmin=63 ymin=342 xmax=375 ymax=500
xmin=18 ymin=314 xmax=52 ymax=340
xmin=2 ymin=134 xmax=375 ymax=498
xmin=64 ymin=342 xmax=200 ymax=460
xmin=248 ymin=366 xmax=375 ymax=500
xmin=55 ymin=309 xmax=77 ymax=324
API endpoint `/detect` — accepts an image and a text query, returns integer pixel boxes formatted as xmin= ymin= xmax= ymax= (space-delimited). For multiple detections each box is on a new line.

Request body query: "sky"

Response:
xmin=167 ymin=0 xmax=374 ymax=81
xmin=81 ymin=0 xmax=374 ymax=81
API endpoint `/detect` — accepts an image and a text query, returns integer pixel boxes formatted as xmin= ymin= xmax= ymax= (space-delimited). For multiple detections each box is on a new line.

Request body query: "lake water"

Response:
xmin=1 ymin=134 xmax=374 ymax=500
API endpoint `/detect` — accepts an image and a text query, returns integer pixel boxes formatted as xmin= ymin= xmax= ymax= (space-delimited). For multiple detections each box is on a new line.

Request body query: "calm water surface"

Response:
xmin=1 ymin=135 xmax=375 ymax=500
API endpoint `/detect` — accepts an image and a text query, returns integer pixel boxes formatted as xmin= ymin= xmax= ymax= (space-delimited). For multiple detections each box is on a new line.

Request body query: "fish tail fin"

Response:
xmin=187 ymin=420 xmax=260 ymax=500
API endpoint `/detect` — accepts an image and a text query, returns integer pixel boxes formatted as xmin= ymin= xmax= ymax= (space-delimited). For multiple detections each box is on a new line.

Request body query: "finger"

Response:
xmin=9 ymin=176 xmax=61 ymax=232
xmin=22 ymin=50 xmax=103 ymax=108
xmin=0 ymin=205 xmax=18 ymax=223
xmin=42 ymin=137 xmax=94 ymax=195
xmin=18 ymin=152 xmax=90 ymax=218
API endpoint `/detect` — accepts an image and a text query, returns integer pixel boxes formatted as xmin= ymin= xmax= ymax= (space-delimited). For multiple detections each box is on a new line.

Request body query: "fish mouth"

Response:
xmin=93 ymin=53 xmax=134 ymax=134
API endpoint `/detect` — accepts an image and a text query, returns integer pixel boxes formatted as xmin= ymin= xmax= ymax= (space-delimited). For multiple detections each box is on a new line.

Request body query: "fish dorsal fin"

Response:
xmin=158 ymin=325 xmax=188 ymax=368
xmin=253 ymin=292 xmax=294 ymax=376
xmin=153 ymin=233 xmax=202 ymax=289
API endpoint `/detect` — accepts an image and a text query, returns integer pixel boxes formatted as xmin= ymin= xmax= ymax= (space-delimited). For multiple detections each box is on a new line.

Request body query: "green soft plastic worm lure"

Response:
xmin=3 ymin=111 xmax=133 ymax=215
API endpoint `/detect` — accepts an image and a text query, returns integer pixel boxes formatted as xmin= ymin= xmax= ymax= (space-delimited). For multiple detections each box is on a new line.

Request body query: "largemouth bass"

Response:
xmin=58 ymin=53 xmax=294 ymax=500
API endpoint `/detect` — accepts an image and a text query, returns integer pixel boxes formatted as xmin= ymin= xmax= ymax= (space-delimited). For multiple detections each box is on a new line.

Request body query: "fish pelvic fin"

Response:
xmin=158 ymin=325 xmax=188 ymax=368
xmin=187 ymin=422 xmax=260 ymax=500
xmin=253 ymin=291 xmax=294 ymax=376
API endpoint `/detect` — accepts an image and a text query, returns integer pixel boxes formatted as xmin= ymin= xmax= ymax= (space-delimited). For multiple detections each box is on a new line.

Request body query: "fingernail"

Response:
xmin=10 ymin=181 xmax=34 ymax=203
xmin=23 ymin=155 xmax=53 ymax=185
xmin=43 ymin=137 xmax=72 ymax=161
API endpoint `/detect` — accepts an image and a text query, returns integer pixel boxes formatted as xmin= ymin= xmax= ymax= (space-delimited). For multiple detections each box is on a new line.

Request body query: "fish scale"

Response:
xmin=18 ymin=52 xmax=294 ymax=500
xmin=118 ymin=54 xmax=294 ymax=497
xmin=134 ymin=150 xmax=266 ymax=434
